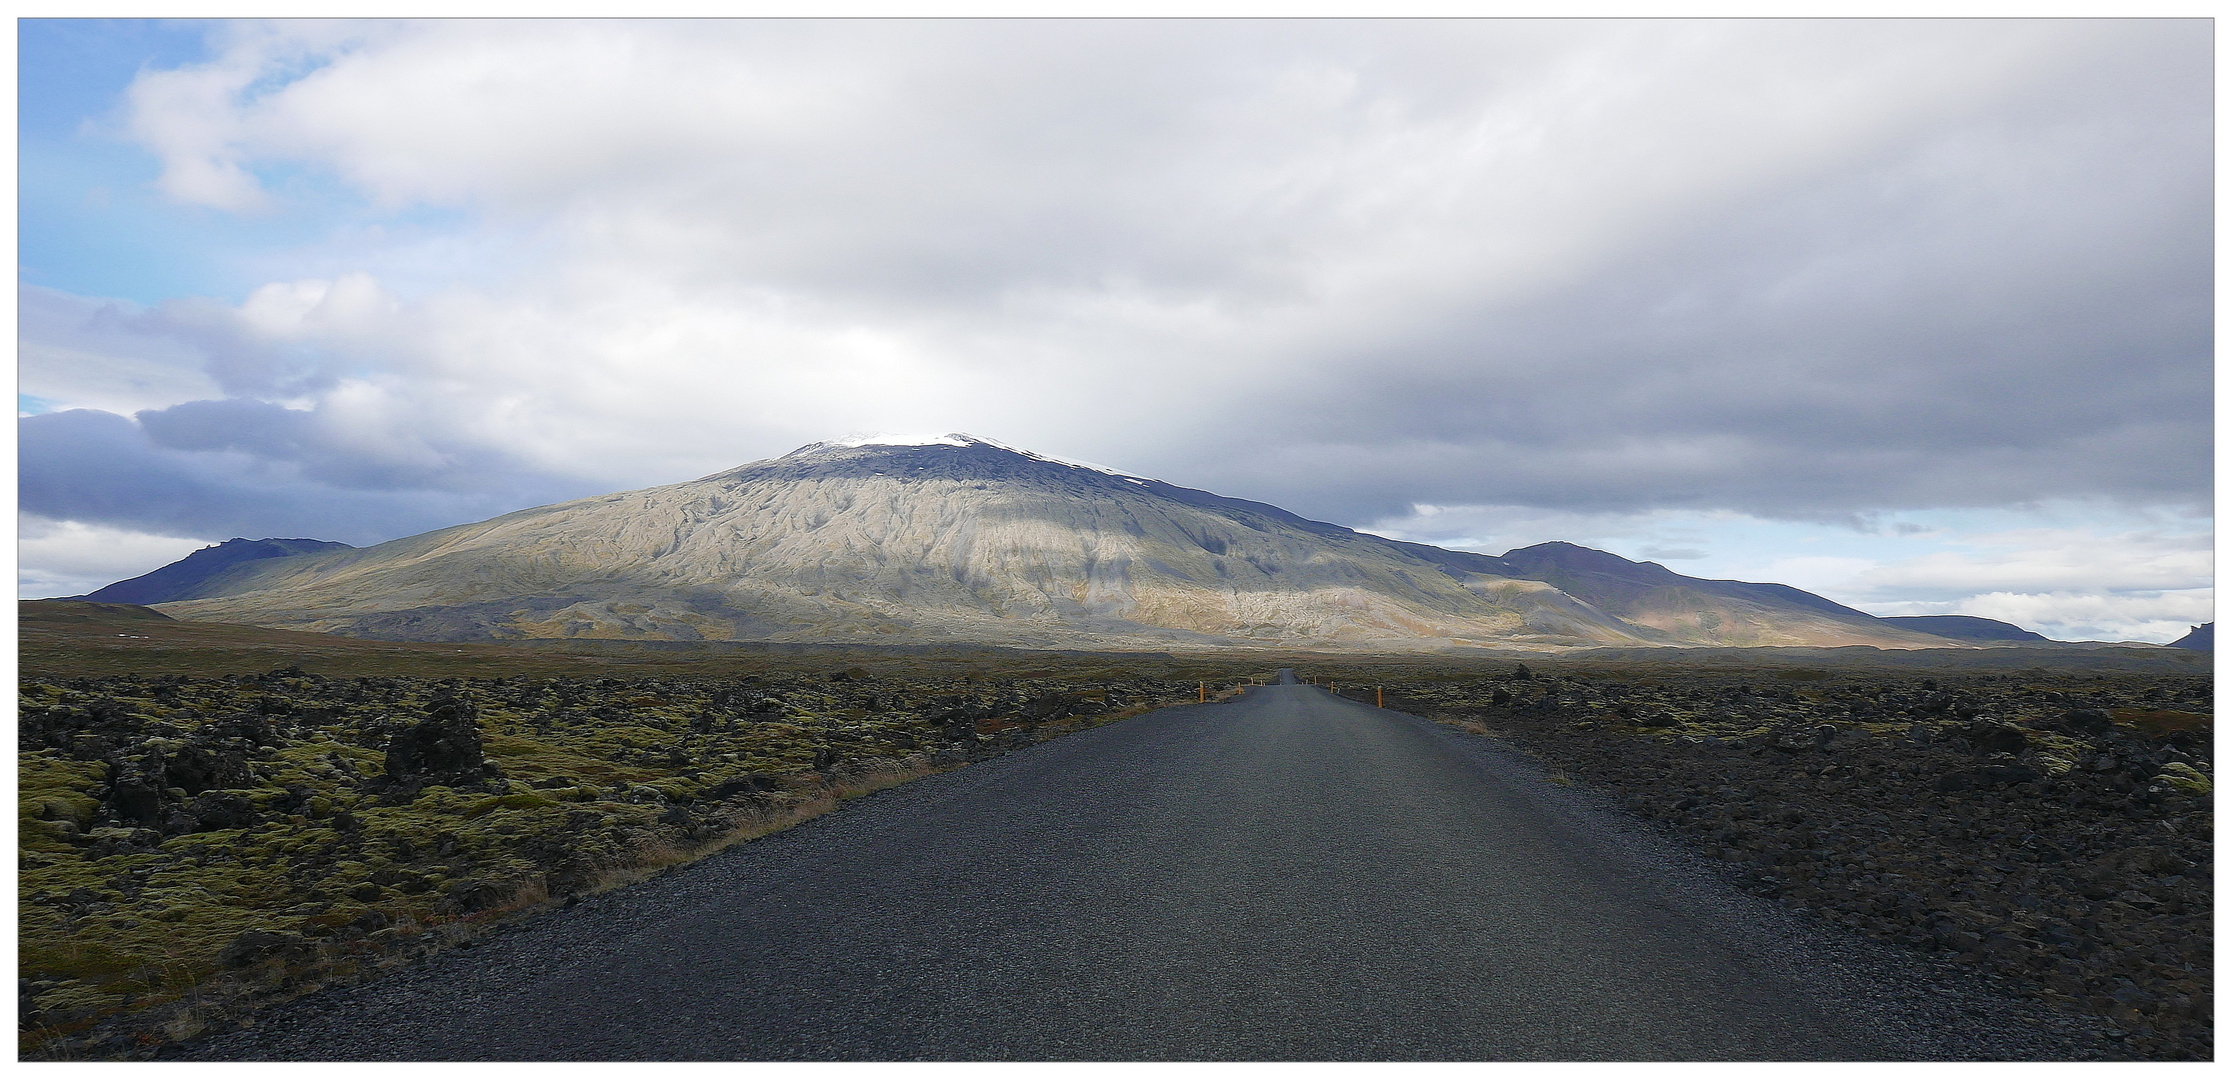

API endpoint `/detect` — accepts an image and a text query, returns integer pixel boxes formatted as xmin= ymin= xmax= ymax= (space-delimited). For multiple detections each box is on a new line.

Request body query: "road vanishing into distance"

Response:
xmin=192 ymin=671 xmax=2087 ymax=1060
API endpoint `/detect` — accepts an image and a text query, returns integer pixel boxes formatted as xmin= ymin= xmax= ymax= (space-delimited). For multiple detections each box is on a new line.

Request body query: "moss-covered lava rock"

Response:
xmin=18 ymin=665 xmax=1190 ymax=1057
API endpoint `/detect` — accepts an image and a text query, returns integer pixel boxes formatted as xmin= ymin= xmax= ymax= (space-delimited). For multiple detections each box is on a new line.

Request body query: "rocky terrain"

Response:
xmin=1317 ymin=662 xmax=2213 ymax=1060
xmin=18 ymin=602 xmax=2208 ymax=1060
xmin=142 ymin=437 xmax=1965 ymax=652
xmin=18 ymin=663 xmax=1203 ymax=1058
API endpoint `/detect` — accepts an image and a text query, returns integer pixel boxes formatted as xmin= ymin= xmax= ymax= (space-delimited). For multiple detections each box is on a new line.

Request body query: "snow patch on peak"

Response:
xmin=838 ymin=431 xmax=979 ymax=449
xmin=787 ymin=432 xmax=981 ymax=456
xmin=1006 ymin=447 xmax=1165 ymax=484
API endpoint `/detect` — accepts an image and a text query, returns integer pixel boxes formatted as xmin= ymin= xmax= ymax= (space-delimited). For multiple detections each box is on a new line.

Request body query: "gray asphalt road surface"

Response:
xmin=188 ymin=671 xmax=2092 ymax=1060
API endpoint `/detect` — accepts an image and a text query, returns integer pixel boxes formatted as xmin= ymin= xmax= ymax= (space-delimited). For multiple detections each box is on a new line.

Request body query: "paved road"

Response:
xmin=191 ymin=671 xmax=2064 ymax=1060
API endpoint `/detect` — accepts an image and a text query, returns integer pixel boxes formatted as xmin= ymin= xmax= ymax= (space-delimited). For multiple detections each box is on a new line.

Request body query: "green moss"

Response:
xmin=18 ymin=665 xmax=1194 ymax=1054
xmin=2154 ymin=761 xmax=2211 ymax=795
xmin=19 ymin=756 xmax=104 ymax=814
xmin=463 ymin=793 xmax=559 ymax=817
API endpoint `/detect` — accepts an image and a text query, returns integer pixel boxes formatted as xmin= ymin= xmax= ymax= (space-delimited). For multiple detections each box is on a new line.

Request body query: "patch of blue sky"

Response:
xmin=18 ymin=19 xmax=214 ymax=141
xmin=21 ymin=122 xmax=488 ymax=306
xmin=20 ymin=395 xmax=55 ymax=417
xmin=21 ymin=19 xmax=487 ymax=306
xmin=237 ymin=39 xmax=343 ymax=105
xmin=20 ymin=136 xmax=233 ymax=303
xmin=19 ymin=21 xmax=249 ymax=302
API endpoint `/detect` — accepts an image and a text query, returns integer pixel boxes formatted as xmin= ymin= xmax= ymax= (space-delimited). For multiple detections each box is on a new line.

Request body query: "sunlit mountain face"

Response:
xmin=143 ymin=436 xmax=1962 ymax=652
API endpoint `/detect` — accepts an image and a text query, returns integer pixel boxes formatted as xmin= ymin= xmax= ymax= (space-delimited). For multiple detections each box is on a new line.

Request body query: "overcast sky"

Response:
xmin=17 ymin=18 xmax=2213 ymax=642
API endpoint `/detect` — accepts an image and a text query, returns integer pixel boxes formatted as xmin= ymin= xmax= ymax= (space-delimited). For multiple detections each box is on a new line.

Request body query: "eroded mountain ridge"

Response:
xmin=149 ymin=437 xmax=1971 ymax=651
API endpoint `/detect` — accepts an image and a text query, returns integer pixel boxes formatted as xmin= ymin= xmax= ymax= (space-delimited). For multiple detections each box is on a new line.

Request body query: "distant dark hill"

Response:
xmin=2168 ymin=622 xmax=2213 ymax=650
xmin=1496 ymin=541 xmax=1951 ymax=649
xmin=72 ymin=538 xmax=355 ymax=605
xmin=1878 ymin=615 xmax=2050 ymax=643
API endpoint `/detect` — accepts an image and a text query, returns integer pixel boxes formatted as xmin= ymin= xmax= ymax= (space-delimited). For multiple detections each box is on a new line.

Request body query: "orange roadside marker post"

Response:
xmin=1199 ymin=682 xmax=1206 ymax=703
xmin=1377 ymin=686 xmax=1384 ymax=708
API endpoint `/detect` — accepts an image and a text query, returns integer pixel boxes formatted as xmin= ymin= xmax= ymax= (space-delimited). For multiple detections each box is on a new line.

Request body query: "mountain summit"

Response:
xmin=151 ymin=435 xmax=1960 ymax=651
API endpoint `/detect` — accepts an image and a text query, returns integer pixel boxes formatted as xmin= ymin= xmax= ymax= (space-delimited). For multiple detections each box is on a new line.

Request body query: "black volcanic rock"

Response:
xmin=2168 ymin=622 xmax=2212 ymax=650
xmin=73 ymin=538 xmax=354 ymax=605
xmin=1879 ymin=614 xmax=2050 ymax=642
xmin=1372 ymin=665 xmax=2214 ymax=1058
xmin=382 ymin=691 xmax=493 ymax=788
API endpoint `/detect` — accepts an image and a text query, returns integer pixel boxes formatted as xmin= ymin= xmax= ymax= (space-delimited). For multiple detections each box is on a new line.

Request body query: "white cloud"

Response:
xmin=119 ymin=20 xmax=375 ymax=211
xmin=1829 ymin=527 xmax=2214 ymax=643
xmin=125 ymin=56 xmax=267 ymax=211
xmin=18 ymin=286 xmax=223 ymax=415
xmin=1841 ymin=527 xmax=2212 ymax=599
xmin=233 ymin=273 xmax=392 ymax=339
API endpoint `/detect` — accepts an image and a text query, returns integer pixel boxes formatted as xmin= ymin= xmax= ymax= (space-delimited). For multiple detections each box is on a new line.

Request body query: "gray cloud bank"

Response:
xmin=21 ymin=408 xmax=587 ymax=546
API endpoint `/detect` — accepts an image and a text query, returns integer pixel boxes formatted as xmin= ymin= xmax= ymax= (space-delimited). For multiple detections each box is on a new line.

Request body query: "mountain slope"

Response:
xmin=1496 ymin=542 xmax=1954 ymax=648
xmin=150 ymin=437 xmax=1959 ymax=652
xmin=69 ymin=538 xmax=355 ymax=605
xmin=1878 ymin=615 xmax=2051 ymax=643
